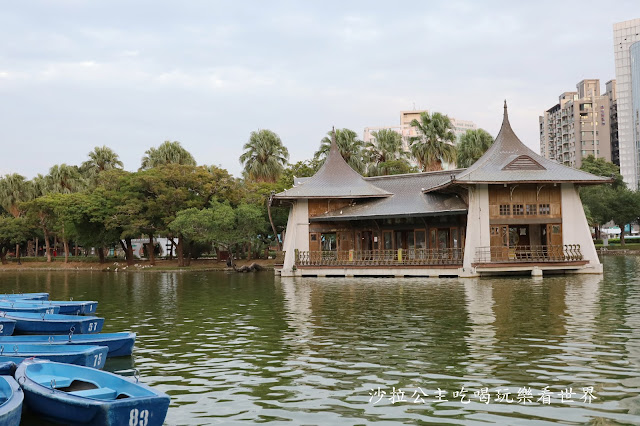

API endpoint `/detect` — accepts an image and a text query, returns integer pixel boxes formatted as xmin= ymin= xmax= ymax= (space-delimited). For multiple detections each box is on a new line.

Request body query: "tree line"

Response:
xmin=0 ymin=111 xmax=494 ymax=266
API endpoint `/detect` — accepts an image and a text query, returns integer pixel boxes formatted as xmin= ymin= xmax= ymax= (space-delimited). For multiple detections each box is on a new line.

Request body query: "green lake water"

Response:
xmin=2 ymin=255 xmax=640 ymax=425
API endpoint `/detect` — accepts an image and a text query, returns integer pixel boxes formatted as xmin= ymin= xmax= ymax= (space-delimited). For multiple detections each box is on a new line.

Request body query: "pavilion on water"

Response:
xmin=273 ymin=103 xmax=610 ymax=277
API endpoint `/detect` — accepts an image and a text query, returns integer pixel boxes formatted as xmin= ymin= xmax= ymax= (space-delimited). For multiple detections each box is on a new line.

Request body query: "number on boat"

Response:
xmin=88 ymin=322 xmax=98 ymax=332
xmin=93 ymin=353 xmax=102 ymax=367
xmin=129 ymin=408 xmax=150 ymax=426
xmin=46 ymin=309 xmax=54 ymax=314
xmin=0 ymin=325 xmax=3 ymax=333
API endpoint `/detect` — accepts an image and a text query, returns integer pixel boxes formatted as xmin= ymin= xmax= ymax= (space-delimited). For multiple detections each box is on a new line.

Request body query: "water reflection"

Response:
xmin=1 ymin=260 xmax=640 ymax=424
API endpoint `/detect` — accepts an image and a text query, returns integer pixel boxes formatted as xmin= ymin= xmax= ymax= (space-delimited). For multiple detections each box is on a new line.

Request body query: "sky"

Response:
xmin=1 ymin=1 xmax=638 ymax=178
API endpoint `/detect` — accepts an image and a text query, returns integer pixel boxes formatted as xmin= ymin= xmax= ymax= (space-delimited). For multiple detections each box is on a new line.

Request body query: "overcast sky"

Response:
xmin=1 ymin=1 xmax=638 ymax=178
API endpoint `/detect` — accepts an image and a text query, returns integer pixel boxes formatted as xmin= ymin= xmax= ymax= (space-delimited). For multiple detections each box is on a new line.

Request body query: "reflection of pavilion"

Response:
xmin=275 ymin=104 xmax=609 ymax=278
xmin=463 ymin=279 xmax=497 ymax=377
xmin=280 ymin=277 xmax=313 ymax=350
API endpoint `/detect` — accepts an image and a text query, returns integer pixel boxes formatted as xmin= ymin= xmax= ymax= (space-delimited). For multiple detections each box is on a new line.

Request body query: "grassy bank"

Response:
xmin=595 ymin=243 xmax=640 ymax=251
xmin=0 ymin=257 xmax=276 ymax=272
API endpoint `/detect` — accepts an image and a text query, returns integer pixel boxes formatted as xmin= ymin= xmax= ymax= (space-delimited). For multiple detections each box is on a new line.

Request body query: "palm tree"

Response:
xmin=46 ymin=164 xmax=85 ymax=194
xmin=314 ymin=128 xmax=366 ymax=174
xmin=365 ymin=129 xmax=412 ymax=176
xmin=140 ymin=141 xmax=196 ymax=170
xmin=409 ymin=112 xmax=457 ymax=172
xmin=456 ymin=129 xmax=494 ymax=168
xmin=239 ymin=130 xmax=289 ymax=183
xmin=0 ymin=174 xmax=33 ymax=217
xmin=81 ymin=146 xmax=124 ymax=177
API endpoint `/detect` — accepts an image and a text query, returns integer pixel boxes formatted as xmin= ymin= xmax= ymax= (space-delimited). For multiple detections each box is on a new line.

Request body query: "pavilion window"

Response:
xmin=539 ymin=204 xmax=550 ymax=215
xmin=321 ymin=233 xmax=337 ymax=251
xmin=499 ymin=204 xmax=510 ymax=215
xmin=513 ymin=204 xmax=524 ymax=215
xmin=526 ymin=204 xmax=537 ymax=215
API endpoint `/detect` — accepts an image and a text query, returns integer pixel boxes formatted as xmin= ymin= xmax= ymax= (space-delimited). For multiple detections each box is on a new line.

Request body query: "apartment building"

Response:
xmin=606 ymin=80 xmax=620 ymax=165
xmin=364 ymin=110 xmax=477 ymax=152
xmin=539 ymin=79 xmax=613 ymax=169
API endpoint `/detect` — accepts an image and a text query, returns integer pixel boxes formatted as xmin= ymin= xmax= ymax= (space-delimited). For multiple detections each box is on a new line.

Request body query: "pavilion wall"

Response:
xmin=561 ymin=183 xmax=602 ymax=273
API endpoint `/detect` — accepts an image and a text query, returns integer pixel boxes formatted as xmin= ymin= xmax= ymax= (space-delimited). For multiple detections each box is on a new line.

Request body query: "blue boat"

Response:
xmin=0 ymin=301 xmax=59 ymax=315
xmin=0 ymin=293 xmax=48 ymax=301
xmin=16 ymin=359 xmax=170 ymax=425
xmin=1 ymin=312 xmax=104 ymax=335
xmin=21 ymin=300 xmax=98 ymax=315
xmin=0 ymin=332 xmax=136 ymax=357
xmin=0 ymin=319 xmax=15 ymax=337
xmin=0 ymin=344 xmax=108 ymax=369
xmin=0 ymin=375 xmax=22 ymax=426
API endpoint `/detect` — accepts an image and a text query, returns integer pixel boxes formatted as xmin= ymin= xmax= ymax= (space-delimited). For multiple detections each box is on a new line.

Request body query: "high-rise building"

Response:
xmin=613 ymin=18 xmax=640 ymax=188
xmin=539 ymin=79 xmax=612 ymax=169
xmin=606 ymin=79 xmax=619 ymax=165
xmin=364 ymin=110 xmax=477 ymax=152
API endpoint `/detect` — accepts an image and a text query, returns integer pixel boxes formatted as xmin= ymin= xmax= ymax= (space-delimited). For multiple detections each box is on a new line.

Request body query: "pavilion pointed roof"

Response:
xmin=274 ymin=129 xmax=392 ymax=199
xmin=449 ymin=101 xmax=612 ymax=185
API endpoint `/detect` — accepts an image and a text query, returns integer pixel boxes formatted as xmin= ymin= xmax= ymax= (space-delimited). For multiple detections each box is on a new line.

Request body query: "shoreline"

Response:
xmin=0 ymin=258 xmax=276 ymax=272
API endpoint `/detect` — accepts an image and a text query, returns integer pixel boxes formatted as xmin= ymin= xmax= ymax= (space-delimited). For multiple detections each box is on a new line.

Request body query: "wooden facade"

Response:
xmin=488 ymin=184 xmax=562 ymax=260
xmin=307 ymin=199 xmax=466 ymax=254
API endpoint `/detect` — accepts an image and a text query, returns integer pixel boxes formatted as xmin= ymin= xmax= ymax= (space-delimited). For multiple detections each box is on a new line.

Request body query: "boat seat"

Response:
xmin=69 ymin=387 xmax=117 ymax=400
xmin=35 ymin=375 xmax=73 ymax=388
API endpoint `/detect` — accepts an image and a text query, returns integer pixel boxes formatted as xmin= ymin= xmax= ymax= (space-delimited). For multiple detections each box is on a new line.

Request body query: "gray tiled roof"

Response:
xmin=310 ymin=170 xmax=467 ymax=221
xmin=453 ymin=103 xmax=612 ymax=184
xmin=274 ymin=136 xmax=391 ymax=199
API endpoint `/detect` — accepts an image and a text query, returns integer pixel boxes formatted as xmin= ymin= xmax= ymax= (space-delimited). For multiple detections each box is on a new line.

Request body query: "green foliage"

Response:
xmin=240 ymin=129 xmax=289 ymax=183
xmin=365 ymin=129 xmax=414 ymax=176
xmin=409 ymin=112 xmax=457 ymax=172
xmin=456 ymin=129 xmax=494 ymax=168
xmin=580 ymin=155 xmax=624 ymax=188
xmin=0 ymin=215 xmax=31 ymax=260
xmin=277 ymin=160 xmax=321 ymax=189
xmin=314 ymin=128 xmax=366 ymax=173
xmin=140 ymin=141 xmax=196 ymax=170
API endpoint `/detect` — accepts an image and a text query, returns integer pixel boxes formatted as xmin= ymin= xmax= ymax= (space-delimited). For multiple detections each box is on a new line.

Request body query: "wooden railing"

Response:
xmin=295 ymin=248 xmax=463 ymax=267
xmin=474 ymin=245 xmax=583 ymax=263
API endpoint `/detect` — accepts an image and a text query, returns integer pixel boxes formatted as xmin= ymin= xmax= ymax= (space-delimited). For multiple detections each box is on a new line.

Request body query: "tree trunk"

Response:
xmin=44 ymin=232 xmax=52 ymax=263
xmin=168 ymin=239 xmax=175 ymax=260
xmin=620 ymin=226 xmax=626 ymax=247
xmin=147 ymin=234 xmax=156 ymax=265
xmin=247 ymin=242 xmax=252 ymax=261
xmin=15 ymin=243 xmax=21 ymax=265
xmin=63 ymin=240 xmax=69 ymax=263
xmin=98 ymin=247 xmax=105 ymax=264
xmin=35 ymin=238 xmax=39 ymax=258
xmin=0 ymin=249 xmax=7 ymax=265
xmin=185 ymin=241 xmax=193 ymax=266
xmin=177 ymin=236 xmax=185 ymax=267
xmin=119 ymin=238 xmax=135 ymax=266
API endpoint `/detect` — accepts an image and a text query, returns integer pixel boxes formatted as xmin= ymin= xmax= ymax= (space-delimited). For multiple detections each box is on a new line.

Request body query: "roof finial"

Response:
xmin=331 ymin=126 xmax=336 ymax=146
xmin=503 ymin=99 xmax=509 ymax=122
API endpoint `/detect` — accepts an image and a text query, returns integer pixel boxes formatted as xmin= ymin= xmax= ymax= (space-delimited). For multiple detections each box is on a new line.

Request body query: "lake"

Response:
xmin=2 ymin=255 xmax=640 ymax=425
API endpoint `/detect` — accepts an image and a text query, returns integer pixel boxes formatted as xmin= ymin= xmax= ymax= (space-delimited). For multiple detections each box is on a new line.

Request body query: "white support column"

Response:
xmin=462 ymin=184 xmax=490 ymax=277
xmin=281 ymin=200 xmax=309 ymax=276
xmin=561 ymin=183 xmax=603 ymax=273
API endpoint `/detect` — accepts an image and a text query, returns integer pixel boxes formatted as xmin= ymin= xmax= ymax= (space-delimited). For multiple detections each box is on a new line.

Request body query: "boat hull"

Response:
xmin=0 ymin=320 xmax=15 ymax=337
xmin=0 ymin=376 xmax=22 ymax=426
xmin=27 ymin=301 xmax=98 ymax=315
xmin=16 ymin=360 xmax=169 ymax=426
xmin=0 ymin=332 xmax=136 ymax=357
xmin=0 ymin=293 xmax=48 ymax=301
xmin=2 ymin=313 xmax=104 ymax=335
xmin=0 ymin=304 xmax=59 ymax=315
xmin=0 ymin=344 xmax=108 ymax=368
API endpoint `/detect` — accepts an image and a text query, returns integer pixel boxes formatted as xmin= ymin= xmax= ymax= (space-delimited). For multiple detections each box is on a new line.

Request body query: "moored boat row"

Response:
xmin=0 ymin=291 xmax=168 ymax=425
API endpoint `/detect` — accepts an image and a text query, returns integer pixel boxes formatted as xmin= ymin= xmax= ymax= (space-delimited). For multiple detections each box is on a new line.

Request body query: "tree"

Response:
xmin=409 ymin=112 xmax=457 ymax=171
xmin=608 ymin=188 xmax=640 ymax=246
xmin=0 ymin=216 xmax=30 ymax=265
xmin=239 ymin=130 xmax=289 ymax=183
xmin=0 ymin=174 xmax=33 ymax=217
xmin=276 ymin=160 xmax=322 ymax=189
xmin=314 ymin=128 xmax=366 ymax=174
xmin=140 ymin=141 xmax=196 ymax=170
xmin=456 ymin=129 xmax=494 ymax=168
xmin=46 ymin=164 xmax=85 ymax=194
xmin=365 ymin=129 xmax=413 ymax=176
xmin=81 ymin=146 xmax=124 ymax=183
xmin=580 ymin=155 xmax=625 ymax=189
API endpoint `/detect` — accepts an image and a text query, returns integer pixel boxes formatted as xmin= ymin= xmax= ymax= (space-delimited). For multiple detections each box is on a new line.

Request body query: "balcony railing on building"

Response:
xmin=474 ymin=245 xmax=582 ymax=264
xmin=295 ymin=248 xmax=463 ymax=267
